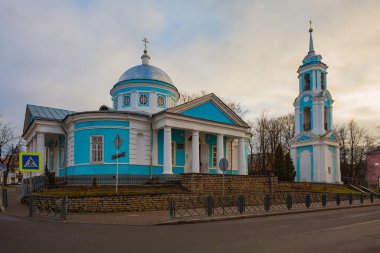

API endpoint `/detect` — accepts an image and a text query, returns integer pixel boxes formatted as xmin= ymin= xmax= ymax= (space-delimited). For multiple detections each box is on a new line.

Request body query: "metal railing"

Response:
xmin=168 ymin=192 xmax=380 ymax=220
xmin=29 ymin=195 xmax=68 ymax=220
xmin=21 ymin=174 xmax=47 ymax=196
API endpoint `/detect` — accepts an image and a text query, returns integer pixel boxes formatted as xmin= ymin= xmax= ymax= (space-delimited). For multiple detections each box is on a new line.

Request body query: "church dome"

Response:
xmin=118 ymin=64 xmax=173 ymax=85
xmin=110 ymin=40 xmax=180 ymax=114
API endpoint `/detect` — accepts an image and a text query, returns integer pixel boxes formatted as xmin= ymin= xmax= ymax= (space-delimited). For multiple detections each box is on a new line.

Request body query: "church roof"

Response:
xmin=27 ymin=104 xmax=75 ymax=121
xmin=23 ymin=104 xmax=75 ymax=134
xmin=118 ymin=64 xmax=173 ymax=85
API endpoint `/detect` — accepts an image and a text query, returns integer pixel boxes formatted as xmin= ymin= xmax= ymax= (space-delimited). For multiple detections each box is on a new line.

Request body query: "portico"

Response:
xmin=153 ymin=94 xmax=250 ymax=175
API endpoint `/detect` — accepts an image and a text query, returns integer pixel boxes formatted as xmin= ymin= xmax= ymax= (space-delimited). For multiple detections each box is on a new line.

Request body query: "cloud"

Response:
xmin=0 ymin=0 xmax=379 ymax=137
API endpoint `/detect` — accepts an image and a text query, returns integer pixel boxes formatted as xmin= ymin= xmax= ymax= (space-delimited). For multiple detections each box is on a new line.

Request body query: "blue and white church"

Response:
xmin=290 ymin=25 xmax=341 ymax=183
xmin=22 ymin=43 xmax=250 ymax=177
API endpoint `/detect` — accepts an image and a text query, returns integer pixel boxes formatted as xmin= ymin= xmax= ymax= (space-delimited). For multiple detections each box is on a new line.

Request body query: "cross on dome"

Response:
xmin=141 ymin=37 xmax=151 ymax=65
xmin=143 ymin=37 xmax=149 ymax=53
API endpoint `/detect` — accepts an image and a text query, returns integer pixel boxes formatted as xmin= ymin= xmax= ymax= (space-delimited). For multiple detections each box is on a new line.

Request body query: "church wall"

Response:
xmin=129 ymin=120 xmax=150 ymax=165
xmin=72 ymin=120 xmax=130 ymax=174
xmin=296 ymin=146 xmax=314 ymax=182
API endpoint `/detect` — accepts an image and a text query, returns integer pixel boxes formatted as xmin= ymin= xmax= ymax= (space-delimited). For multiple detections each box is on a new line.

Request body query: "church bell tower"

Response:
xmin=290 ymin=22 xmax=341 ymax=183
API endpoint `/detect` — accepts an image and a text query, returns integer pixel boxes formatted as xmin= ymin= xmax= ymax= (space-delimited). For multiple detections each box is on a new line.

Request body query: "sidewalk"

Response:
xmin=2 ymin=187 xmax=168 ymax=226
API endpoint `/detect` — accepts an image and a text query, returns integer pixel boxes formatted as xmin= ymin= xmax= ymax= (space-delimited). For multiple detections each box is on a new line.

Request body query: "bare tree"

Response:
xmin=0 ymin=117 xmax=23 ymax=186
xmin=278 ymin=113 xmax=295 ymax=151
xmin=337 ymin=119 xmax=376 ymax=183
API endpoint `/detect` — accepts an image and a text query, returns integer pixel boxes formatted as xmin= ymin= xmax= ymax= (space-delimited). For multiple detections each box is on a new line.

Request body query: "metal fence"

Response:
xmin=20 ymin=174 xmax=180 ymax=196
xmin=21 ymin=174 xmax=47 ymax=196
xmin=29 ymin=195 xmax=68 ymax=220
xmin=168 ymin=192 xmax=380 ymax=219
xmin=55 ymin=174 xmax=180 ymax=186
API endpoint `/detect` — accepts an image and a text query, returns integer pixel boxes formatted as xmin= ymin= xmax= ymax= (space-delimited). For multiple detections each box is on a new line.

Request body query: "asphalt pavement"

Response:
xmin=1 ymin=204 xmax=380 ymax=253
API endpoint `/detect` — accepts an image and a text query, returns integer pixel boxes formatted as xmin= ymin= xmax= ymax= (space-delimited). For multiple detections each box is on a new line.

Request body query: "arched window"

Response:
xmin=304 ymin=73 xmax=311 ymax=91
xmin=303 ymin=107 xmax=311 ymax=131
xmin=324 ymin=106 xmax=328 ymax=130
xmin=321 ymin=73 xmax=325 ymax=90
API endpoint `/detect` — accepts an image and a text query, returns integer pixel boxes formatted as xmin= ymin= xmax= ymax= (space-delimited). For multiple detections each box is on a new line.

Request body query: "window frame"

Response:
xmin=212 ymin=145 xmax=217 ymax=167
xmin=304 ymin=73 xmax=311 ymax=91
xmin=171 ymin=141 xmax=176 ymax=165
xmin=122 ymin=93 xmax=131 ymax=108
xmin=90 ymin=135 xmax=104 ymax=164
xmin=157 ymin=94 xmax=166 ymax=108
xmin=60 ymin=143 xmax=65 ymax=167
xmin=303 ymin=107 xmax=312 ymax=131
xmin=138 ymin=92 xmax=150 ymax=107
xmin=321 ymin=73 xmax=325 ymax=90
xmin=113 ymin=96 xmax=119 ymax=109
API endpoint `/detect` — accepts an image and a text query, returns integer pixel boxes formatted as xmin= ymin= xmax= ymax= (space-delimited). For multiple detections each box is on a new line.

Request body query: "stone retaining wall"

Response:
xmin=178 ymin=173 xmax=277 ymax=195
xmin=67 ymin=194 xmax=183 ymax=212
xmin=25 ymin=174 xmax=355 ymax=213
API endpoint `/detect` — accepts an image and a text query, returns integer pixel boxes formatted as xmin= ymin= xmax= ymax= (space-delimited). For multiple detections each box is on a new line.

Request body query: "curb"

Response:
xmin=157 ymin=203 xmax=380 ymax=225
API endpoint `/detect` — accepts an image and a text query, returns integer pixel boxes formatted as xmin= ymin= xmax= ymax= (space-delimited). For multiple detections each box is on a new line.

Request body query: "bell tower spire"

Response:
xmin=308 ymin=20 xmax=314 ymax=53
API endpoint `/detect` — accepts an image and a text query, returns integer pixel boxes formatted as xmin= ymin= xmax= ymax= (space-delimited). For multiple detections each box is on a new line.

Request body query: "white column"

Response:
xmin=217 ymin=134 xmax=224 ymax=174
xmin=295 ymin=106 xmax=300 ymax=134
xmin=32 ymin=137 xmax=37 ymax=152
xmin=312 ymin=98 xmax=324 ymax=135
xmin=36 ymin=133 xmax=45 ymax=171
xmin=238 ymin=138 xmax=247 ymax=175
xmin=192 ymin=130 xmax=199 ymax=173
xmin=163 ymin=127 xmax=172 ymax=174
xmin=336 ymin=146 xmax=341 ymax=183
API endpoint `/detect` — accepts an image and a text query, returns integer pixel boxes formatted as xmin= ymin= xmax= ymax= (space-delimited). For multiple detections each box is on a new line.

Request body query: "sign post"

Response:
xmin=219 ymin=158 xmax=229 ymax=215
xmin=19 ymin=152 xmax=43 ymax=195
xmin=0 ymin=164 xmax=6 ymax=186
xmin=114 ymin=134 xmax=123 ymax=194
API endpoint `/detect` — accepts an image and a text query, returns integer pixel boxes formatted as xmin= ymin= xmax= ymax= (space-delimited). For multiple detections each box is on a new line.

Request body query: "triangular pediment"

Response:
xmin=166 ymin=93 xmax=248 ymax=127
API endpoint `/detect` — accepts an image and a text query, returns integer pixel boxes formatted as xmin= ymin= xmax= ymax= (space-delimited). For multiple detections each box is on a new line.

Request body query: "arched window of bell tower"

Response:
xmin=324 ymin=106 xmax=328 ymax=130
xmin=303 ymin=107 xmax=311 ymax=131
xmin=321 ymin=73 xmax=325 ymax=90
xmin=304 ymin=73 xmax=311 ymax=91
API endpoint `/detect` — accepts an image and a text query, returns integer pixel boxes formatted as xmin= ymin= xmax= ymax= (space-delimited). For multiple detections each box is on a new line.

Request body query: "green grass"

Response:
xmin=283 ymin=184 xmax=360 ymax=194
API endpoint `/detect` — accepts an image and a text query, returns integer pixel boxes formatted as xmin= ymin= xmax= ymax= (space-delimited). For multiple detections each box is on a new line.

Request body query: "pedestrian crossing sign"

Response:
xmin=19 ymin=152 xmax=43 ymax=172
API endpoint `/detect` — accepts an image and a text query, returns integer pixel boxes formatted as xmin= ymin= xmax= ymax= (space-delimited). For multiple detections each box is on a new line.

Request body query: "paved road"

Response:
xmin=1 ymin=205 xmax=380 ymax=253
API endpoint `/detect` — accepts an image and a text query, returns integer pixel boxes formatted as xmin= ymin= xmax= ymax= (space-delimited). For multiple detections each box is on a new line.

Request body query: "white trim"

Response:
xmin=75 ymin=126 xmax=130 ymax=131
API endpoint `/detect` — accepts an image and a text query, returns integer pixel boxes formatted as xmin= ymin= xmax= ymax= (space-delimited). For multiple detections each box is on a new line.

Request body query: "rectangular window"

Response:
xmin=212 ymin=146 xmax=217 ymax=167
xmin=172 ymin=142 xmax=176 ymax=165
xmin=90 ymin=136 xmax=103 ymax=163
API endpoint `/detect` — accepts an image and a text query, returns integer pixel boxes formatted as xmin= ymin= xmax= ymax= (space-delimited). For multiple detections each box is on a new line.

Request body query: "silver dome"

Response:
xmin=118 ymin=64 xmax=173 ymax=85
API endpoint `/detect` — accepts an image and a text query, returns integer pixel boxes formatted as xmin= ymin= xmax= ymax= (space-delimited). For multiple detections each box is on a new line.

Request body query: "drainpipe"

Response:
xmin=149 ymin=114 xmax=153 ymax=180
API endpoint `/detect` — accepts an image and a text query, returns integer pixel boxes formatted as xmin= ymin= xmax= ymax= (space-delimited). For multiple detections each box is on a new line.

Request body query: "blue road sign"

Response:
xmin=19 ymin=152 xmax=42 ymax=172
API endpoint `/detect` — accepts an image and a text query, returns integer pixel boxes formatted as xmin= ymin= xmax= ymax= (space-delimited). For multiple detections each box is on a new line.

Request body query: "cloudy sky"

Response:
xmin=1 ymin=0 xmax=379 ymax=136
